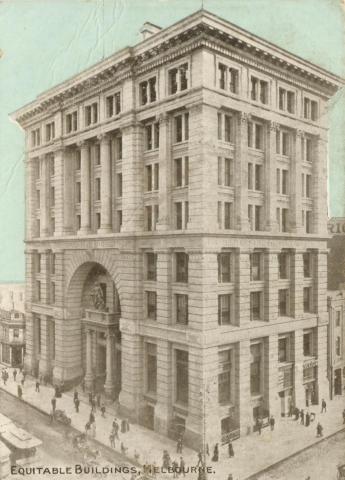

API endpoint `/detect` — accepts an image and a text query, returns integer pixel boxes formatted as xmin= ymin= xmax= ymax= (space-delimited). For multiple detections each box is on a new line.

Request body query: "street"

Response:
xmin=256 ymin=430 xmax=345 ymax=480
xmin=0 ymin=389 xmax=136 ymax=479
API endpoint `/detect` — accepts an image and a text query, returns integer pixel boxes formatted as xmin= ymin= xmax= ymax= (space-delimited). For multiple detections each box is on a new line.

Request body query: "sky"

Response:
xmin=0 ymin=0 xmax=344 ymax=282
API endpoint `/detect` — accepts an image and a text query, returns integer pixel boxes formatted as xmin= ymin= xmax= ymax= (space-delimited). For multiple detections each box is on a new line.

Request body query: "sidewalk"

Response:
xmin=1 ymin=367 xmax=344 ymax=480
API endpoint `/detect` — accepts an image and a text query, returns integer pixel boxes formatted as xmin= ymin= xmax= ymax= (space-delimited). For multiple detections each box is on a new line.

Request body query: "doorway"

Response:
xmin=334 ymin=369 xmax=342 ymax=395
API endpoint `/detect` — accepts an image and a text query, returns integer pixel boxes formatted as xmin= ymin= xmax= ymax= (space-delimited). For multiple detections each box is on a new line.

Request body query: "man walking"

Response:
xmin=35 ymin=380 xmax=40 ymax=392
xmin=13 ymin=369 xmax=17 ymax=382
xmin=228 ymin=440 xmax=234 ymax=458
xmin=51 ymin=396 xmax=56 ymax=413
xmin=321 ymin=398 xmax=327 ymax=413
xmin=269 ymin=415 xmax=275 ymax=431
xmin=74 ymin=397 xmax=80 ymax=413
xmin=179 ymin=456 xmax=186 ymax=477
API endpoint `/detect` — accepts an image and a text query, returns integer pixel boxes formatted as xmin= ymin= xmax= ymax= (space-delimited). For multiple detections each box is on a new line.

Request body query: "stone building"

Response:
xmin=12 ymin=10 xmax=342 ymax=447
xmin=327 ymin=290 xmax=345 ymax=399
xmin=0 ymin=284 xmax=25 ymax=367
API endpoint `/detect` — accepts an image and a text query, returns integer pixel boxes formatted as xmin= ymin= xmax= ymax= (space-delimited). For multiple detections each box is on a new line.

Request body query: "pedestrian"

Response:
xmin=89 ymin=410 xmax=95 ymax=424
xmin=125 ymin=418 xmax=130 ymax=432
xmin=294 ymin=407 xmax=300 ymax=421
xmin=113 ymin=419 xmax=119 ymax=439
xmin=321 ymin=398 xmax=327 ymax=413
xmin=91 ymin=421 xmax=96 ymax=439
xmin=17 ymin=384 xmax=22 ymax=399
xmin=300 ymin=409 xmax=305 ymax=425
xmin=74 ymin=390 xmax=79 ymax=402
xmin=49 ymin=408 xmax=54 ymax=424
xmin=172 ymin=459 xmax=179 ymax=478
xmin=227 ymin=475 xmax=233 ymax=480
xmin=342 ymin=408 xmax=345 ymax=424
xmin=134 ymin=450 xmax=140 ymax=462
xmin=256 ymin=417 xmax=262 ymax=435
xmin=88 ymin=392 xmax=93 ymax=405
xmin=177 ymin=436 xmax=183 ymax=453
xmin=101 ymin=403 xmax=105 ymax=417
xmin=305 ymin=411 xmax=310 ymax=427
xmin=74 ymin=398 xmax=80 ymax=413
xmin=180 ymin=456 xmax=186 ymax=477
xmin=316 ymin=422 xmax=323 ymax=437
xmin=228 ymin=440 xmax=234 ymax=458
xmin=96 ymin=393 xmax=101 ymax=408
xmin=3 ymin=370 xmax=7 ymax=385
xmin=91 ymin=398 xmax=97 ymax=413
xmin=51 ymin=396 xmax=56 ymax=412
xmin=121 ymin=442 xmax=128 ymax=455
xmin=269 ymin=415 xmax=275 ymax=431
xmin=121 ymin=418 xmax=126 ymax=433
xmin=109 ymin=431 xmax=115 ymax=448
xmin=196 ymin=449 xmax=203 ymax=467
xmin=35 ymin=380 xmax=40 ymax=392
xmin=212 ymin=444 xmax=219 ymax=462
xmin=85 ymin=421 xmax=91 ymax=436
xmin=162 ymin=450 xmax=171 ymax=469
xmin=13 ymin=369 xmax=17 ymax=382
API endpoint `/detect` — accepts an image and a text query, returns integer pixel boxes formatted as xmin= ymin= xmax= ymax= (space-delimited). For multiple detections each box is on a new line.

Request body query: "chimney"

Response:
xmin=140 ymin=22 xmax=162 ymax=41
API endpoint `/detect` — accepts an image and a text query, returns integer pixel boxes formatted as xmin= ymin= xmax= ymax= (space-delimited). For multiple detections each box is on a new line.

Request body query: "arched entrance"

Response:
xmin=68 ymin=262 xmax=121 ymax=398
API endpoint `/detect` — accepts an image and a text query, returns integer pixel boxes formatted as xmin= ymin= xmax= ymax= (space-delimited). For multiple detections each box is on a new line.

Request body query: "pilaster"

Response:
xmin=290 ymin=130 xmax=303 ymax=234
xmin=235 ymin=112 xmax=250 ymax=231
xmin=265 ymin=122 xmax=278 ymax=232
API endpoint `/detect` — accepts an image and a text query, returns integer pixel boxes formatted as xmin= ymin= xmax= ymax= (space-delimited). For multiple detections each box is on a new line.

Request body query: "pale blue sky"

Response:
xmin=0 ymin=0 xmax=344 ymax=282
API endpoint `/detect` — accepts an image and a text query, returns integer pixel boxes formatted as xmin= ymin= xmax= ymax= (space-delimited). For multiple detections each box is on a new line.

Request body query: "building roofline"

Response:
xmin=11 ymin=8 xmax=344 ymax=122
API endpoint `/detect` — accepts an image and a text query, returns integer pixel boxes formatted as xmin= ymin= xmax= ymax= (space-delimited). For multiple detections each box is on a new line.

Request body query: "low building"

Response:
xmin=0 ymin=284 xmax=25 ymax=367
xmin=327 ymin=290 xmax=345 ymax=399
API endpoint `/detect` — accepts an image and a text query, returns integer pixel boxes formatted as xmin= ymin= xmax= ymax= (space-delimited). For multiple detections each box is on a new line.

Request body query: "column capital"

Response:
xmin=157 ymin=112 xmax=169 ymax=125
xmin=238 ymin=111 xmax=251 ymax=125
xmin=269 ymin=121 xmax=280 ymax=132
xmin=296 ymin=129 xmax=305 ymax=138
xmin=77 ymin=140 xmax=90 ymax=149
xmin=97 ymin=132 xmax=112 ymax=144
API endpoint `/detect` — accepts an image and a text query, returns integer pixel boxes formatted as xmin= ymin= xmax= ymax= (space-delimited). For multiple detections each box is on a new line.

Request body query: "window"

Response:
xmin=76 ymin=182 xmax=81 ymax=203
xmin=250 ymin=344 xmax=261 ymax=395
xmin=45 ymin=122 xmax=55 ymax=142
xmin=66 ymin=111 xmax=78 ymax=133
xmin=278 ymin=252 xmax=289 ymax=279
xmin=175 ymin=253 xmax=188 ymax=283
xmin=224 ymin=202 xmax=233 ymax=230
xmin=278 ymin=338 xmax=288 ymax=362
xmin=51 ymin=252 xmax=56 ymax=275
xmin=277 ymin=169 xmax=289 ymax=194
xmin=85 ymin=103 xmax=98 ymax=126
xmin=176 ymin=350 xmax=188 ymax=405
xmin=117 ymin=210 xmax=122 ymax=231
xmin=76 ymin=214 xmax=81 ymax=230
xmin=31 ymin=128 xmax=41 ymax=147
xmin=218 ymin=252 xmax=232 ymax=283
xmin=276 ymin=130 xmax=290 ymax=156
xmin=145 ymin=122 xmax=159 ymax=150
xmin=139 ymin=77 xmax=157 ymax=105
xmin=13 ymin=328 xmax=19 ymax=339
xmin=248 ymin=205 xmax=263 ymax=231
xmin=336 ymin=311 xmax=341 ymax=327
xmin=302 ymin=137 xmax=313 ymax=163
xmin=279 ymin=289 xmax=289 ymax=316
xmin=248 ymin=163 xmax=263 ymax=191
xmin=217 ymin=113 xmax=234 ymax=143
xmin=115 ymin=136 xmax=122 ymax=160
xmin=146 ymin=164 xmax=159 ymax=191
xmin=303 ymin=253 xmax=312 ymax=278
xmin=303 ymin=287 xmax=312 ymax=313
xmin=174 ymin=157 xmax=189 ymax=187
xmin=218 ymin=350 xmax=232 ymax=404
xmin=336 ymin=337 xmax=341 ymax=357
xmin=95 ymin=178 xmax=101 ymax=201
xmin=75 ymin=150 xmax=81 ymax=171
xmin=146 ymin=253 xmax=157 ymax=281
xmin=168 ymin=63 xmax=189 ymax=95
xmin=117 ymin=173 xmax=122 ymax=197
xmin=250 ymin=292 xmax=262 ymax=320
xmin=145 ymin=205 xmax=159 ymax=231
xmin=218 ymin=157 xmax=234 ymax=187
xmin=303 ymin=332 xmax=313 ymax=356
xmin=218 ymin=294 xmax=233 ymax=325
xmin=36 ymin=280 xmax=41 ymax=302
xmin=174 ymin=113 xmax=189 ymax=143
xmin=96 ymin=212 xmax=101 ymax=230
xmin=50 ymin=186 xmax=55 ymax=207
xmin=276 ymin=207 xmax=289 ymax=232
xmin=146 ymin=343 xmax=157 ymax=394
xmin=304 ymin=97 xmax=318 ymax=121
xmin=176 ymin=294 xmax=188 ymax=325
xmin=278 ymin=87 xmax=295 ymax=114
xmin=51 ymin=282 xmax=56 ymax=304
xmin=302 ymin=210 xmax=312 ymax=233
xmin=248 ymin=121 xmax=264 ymax=150
xmin=146 ymin=291 xmax=157 ymax=320
xmin=106 ymin=92 xmax=121 ymax=117
xmin=174 ymin=201 xmax=188 ymax=230
xmin=250 ymin=252 xmax=262 ymax=281
xmin=218 ymin=64 xmax=239 ymax=93
xmin=251 ymin=76 xmax=269 ymax=104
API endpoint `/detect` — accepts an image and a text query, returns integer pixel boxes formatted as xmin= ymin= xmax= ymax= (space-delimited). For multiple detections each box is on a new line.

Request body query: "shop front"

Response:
xmin=278 ymin=363 xmax=294 ymax=416
xmin=303 ymin=358 xmax=318 ymax=406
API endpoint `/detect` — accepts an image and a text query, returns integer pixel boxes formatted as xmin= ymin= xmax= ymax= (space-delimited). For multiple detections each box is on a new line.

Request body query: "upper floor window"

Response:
xmin=251 ymin=76 xmax=269 ymax=104
xmin=116 ymin=173 xmax=122 ymax=197
xmin=276 ymin=168 xmax=289 ymax=195
xmin=31 ymin=128 xmax=41 ymax=147
xmin=168 ymin=63 xmax=189 ymax=95
xmin=278 ymin=87 xmax=295 ymax=114
xmin=302 ymin=137 xmax=313 ymax=163
xmin=250 ymin=252 xmax=262 ymax=281
xmin=218 ymin=294 xmax=233 ymax=325
xmin=174 ymin=113 xmax=189 ymax=143
xmin=303 ymin=331 xmax=313 ymax=356
xmin=45 ymin=122 xmax=55 ymax=142
xmin=302 ymin=210 xmax=312 ymax=234
xmin=303 ymin=286 xmax=312 ymax=313
xmin=175 ymin=201 xmax=189 ymax=230
xmin=85 ymin=103 xmax=98 ymax=127
xmin=145 ymin=204 xmax=159 ymax=231
xmin=248 ymin=204 xmax=263 ymax=231
xmin=146 ymin=252 xmax=157 ymax=281
xmin=278 ymin=252 xmax=289 ymax=279
xmin=278 ymin=289 xmax=289 ymax=316
xmin=106 ymin=92 xmax=121 ymax=117
xmin=217 ymin=113 xmax=235 ymax=143
xmin=174 ymin=157 xmax=189 ymax=187
xmin=217 ymin=201 xmax=234 ymax=230
xmin=276 ymin=207 xmax=289 ymax=233
xmin=218 ymin=157 xmax=234 ymax=187
xmin=115 ymin=136 xmax=122 ymax=160
xmin=248 ymin=121 xmax=264 ymax=150
xmin=250 ymin=291 xmax=262 ymax=321
xmin=175 ymin=294 xmax=188 ymax=325
xmin=303 ymin=97 xmax=318 ymax=121
xmin=276 ymin=130 xmax=291 ymax=156
xmin=146 ymin=291 xmax=157 ymax=320
xmin=66 ymin=111 xmax=78 ymax=133
xmin=303 ymin=252 xmax=312 ymax=278
xmin=145 ymin=163 xmax=159 ymax=192
xmin=336 ymin=336 xmax=341 ymax=357
xmin=145 ymin=122 xmax=159 ymax=151
xmin=218 ymin=350 xmax=232 ymax=404
xmin=139 ymin=77 xmax=157 ymax=105
xmin=248 ymin=163 xmax=263 ymax=191
xmin=175 ymin=252 xmax=188 ymax=283
xmin=278 ymin=337 xmax=289 ymax=362
xmin=218 ymin=63 xmax=239 ymax=94
xmin=218 ymin=252 xmax=232 ymax=283
xmin=336 ymin=311 xmax=341 ymax=327
xmin=302 ymin=173 xmax=312 ymax=198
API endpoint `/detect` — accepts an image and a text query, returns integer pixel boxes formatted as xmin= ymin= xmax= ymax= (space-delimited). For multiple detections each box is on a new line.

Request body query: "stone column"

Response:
xmin=53 ymin=148 xmax=64 ymax=236
xmin=313 ymin=136 xmax=328 ymax=236
xmin=290 ymin=130 xmax=303 ymax=234
xmin=40 ymin=155 xmax=49 ymax=237
xmin=63 ymin=149 xmax=74 ymax=235
xmin=85 ymin=329 xmax=94 ymax=389
xmin=98 ymin=134 xmax=112 ymax=233
xmin=238 ymin=339 xmax=251 ymax=435
xmin=291 ymin=249 xmax=304 ymax=319
xmin=266 ymin=334 xmax=279 ymax=418
xmin=26 ymin=157 xmax=37 ymax=239
xmin=294 ymin=329 xmax=305 ymax=407
xmin=154 ymin=340 xmax=173 ymax=436
xmin=236 ymin=249 xmax=250 ymax=328
xmin=156 ymin=114 xmax=171 ymax=230
xmin=265 ymin=122 xmax=278 ymax=232
xmin=317 ymin=324 xmax=329 ymax=402
xmin=104 ymin=332 xmax=115 ymax=396
xmin=235 ymin=113 xmax=250 ymax=231
xmin=78 ymin=141 xmax=91 ymax=235
xmin=38 ymin=315 xmax=51 ymax=377
xmin=264 ymin=250 xmax=279 ymax=322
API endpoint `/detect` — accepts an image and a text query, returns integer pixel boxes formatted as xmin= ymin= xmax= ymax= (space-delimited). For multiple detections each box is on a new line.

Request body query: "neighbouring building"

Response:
xmin=12 ymin=10 xmax=342 ymax=448
xmin=327 ymin=290 xmax=345 ymax=399
xmin=328 ymin=217 xmax=345 ymax=290
xmin=0 ymin=284 xmax=25 ymax=367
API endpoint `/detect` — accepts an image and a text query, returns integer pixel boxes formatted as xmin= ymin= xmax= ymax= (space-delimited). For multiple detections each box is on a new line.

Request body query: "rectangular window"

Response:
xmin=218 ymin=294 xmax=233 ymax=325
xmin=279 ymin=289 xmax=289 ymax=316
xmin=336 ymin=311 xmax=341 ymax=327
xmin=154 ymin=163 xmax=159 ymax=191
xmin=95 ymin=178 xmax=101 ymax=201
xmin=176 ymin=294 xmax=188 ymax=325
xmin=303 ymin=332 xmax=312 ymax=356
xmin=248 ymin=163 xmax=253 ymax=190
xmin=117 ymin=210 xmax=122 ymax=231
xmin=224 ymin=115 xmax=233 ymax=143
xmin=303 ymin=253 xmax=311 ymax=278
xmin=250 ymin=292 xmax=262 ymax=320
xmin=146 ymin=291 xmax=157 ymax=320
xmin=85 ymin=103 xmax=98 ymax=126
xmin=176 ymin=253 xmax=188 ymax=283
xmin=117 ymin=173 xmax=122 ymax=197
xmin=251 ymin=76 xmax=268 ymax=104
xmin=278 ymin=338 xmax=288 ymax=362
xmin=250 ymin=252 xmax=261 ymax=281
xmin=146 ymin=206 xmax=152 ymax=231
xmin=106 ymin=92 xmax=121 ymax=117
xmin=224 ymin=158 xmax=233 ymax=187
xmin=305 ymin=210 xmax=312 ymax=233
xmin=278 ymin=87 xmax=295 ymax=114
xmin=175 ymin=202 xmax=182 ymax=230
xmin=305 ymin=174 xmax=312 ymax=198
xmin=45 ymin=122 xmax=55 ymax=142
xmin=96 ymin=212 xmax=101 ymax=229
xmin=76 ymin=182 xmax=81 ymax=203
xmin=169 ymin=63 xmax=188 ymax=95
xmin=146 ymin=165 xmax=153 ymax=191
xmin=174 ymin=158 xmax=183 ymax=187
xmin=176 ymin=350 xmax=189 ymax=405
xmin=146 ymin=343 xmax=157 ymax=394
xmin=336 ymin=337 xmax=341 ymax=357
xmin=248 ymin=122 xmax=263 ymax=150
xmin=218 ymin=253 xmax=232 ymax=283
xmin=287 ymin=91 xmax=295 ymax=113
xmin=218 ymin=63 xmax=226 ymax=90
xmin=146 ymin=253 xmax=157 ymax=281
xmin=66 ymin=112 xmax=78 ymax=133
xmin=255 ymin=205 xmax=262 ymax=231
xmin=229 ymin=68 xmax=239 ymax=94
xmin=303 ymin=287 xmax=312 ymax=313
xmin=218 ymin=350 xmax=232 ymax=404
xmin=51 ymin=282 xmax=56 ymax=304
xmin=250 ymin=344 xmax=261 ymax=395
xmin=304 ymin=97 xmax=318 ymax=121
xmin=76 ymin=214 xmax=81 ymax=230
xmin=278 ymin=252 xmax=289 ymax=279
xmin=282 ymin=170 xmax=288 ymax=195
xmin=224 ymin=202 xmax=232 ymax=230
